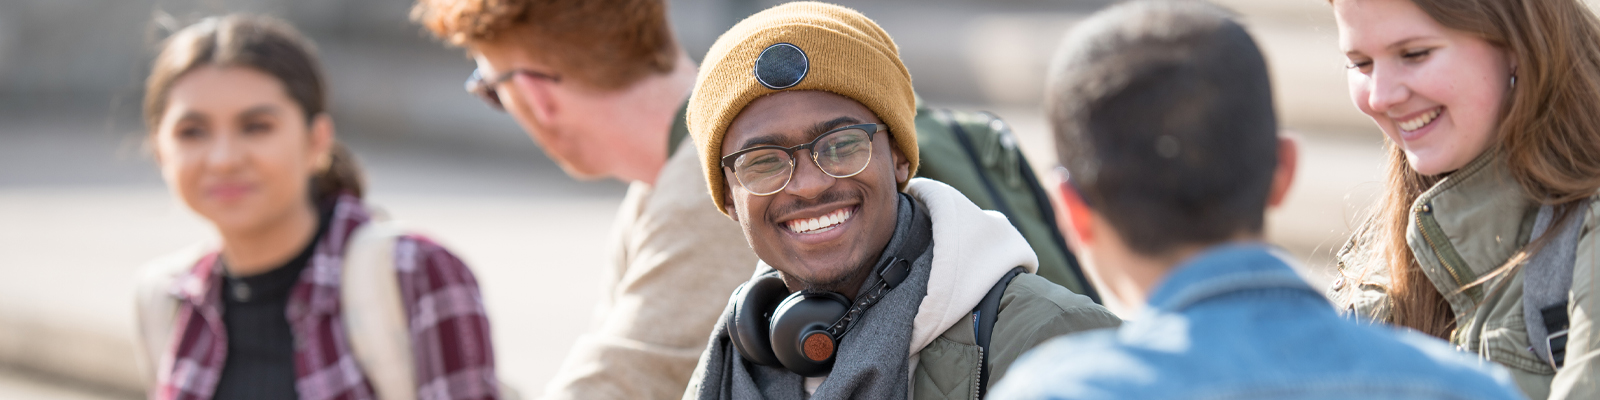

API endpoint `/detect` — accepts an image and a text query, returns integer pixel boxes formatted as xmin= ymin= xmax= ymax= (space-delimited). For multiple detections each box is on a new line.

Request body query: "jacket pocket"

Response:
xmin=1481 ymin=317 xmax=1558 ymax=376
xmin=914 ymin=336 xmax=979 ymax=400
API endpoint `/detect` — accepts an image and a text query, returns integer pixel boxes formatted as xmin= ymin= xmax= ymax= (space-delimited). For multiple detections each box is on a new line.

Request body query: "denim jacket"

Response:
xmin=990 ymin=244 xmax=1526 ymax=400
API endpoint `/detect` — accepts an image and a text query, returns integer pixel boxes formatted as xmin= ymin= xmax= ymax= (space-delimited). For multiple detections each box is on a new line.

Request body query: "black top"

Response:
xmin=212 ymin=205 xmax=333 ymax=400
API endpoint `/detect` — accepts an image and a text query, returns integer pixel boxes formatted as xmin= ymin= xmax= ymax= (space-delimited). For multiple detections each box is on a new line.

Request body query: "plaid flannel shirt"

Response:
xmin=154 ymin=195 xmax=498 ymax=400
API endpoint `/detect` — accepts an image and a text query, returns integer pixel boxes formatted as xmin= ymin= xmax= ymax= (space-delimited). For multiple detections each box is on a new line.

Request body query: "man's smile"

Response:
xmin=782 ymin=205 xmax=856 ymax=234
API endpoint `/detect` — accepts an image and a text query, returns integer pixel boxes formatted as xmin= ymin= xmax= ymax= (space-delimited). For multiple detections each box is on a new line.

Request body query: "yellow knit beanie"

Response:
xmin=688 ymin=1 xmax=918 ymax=213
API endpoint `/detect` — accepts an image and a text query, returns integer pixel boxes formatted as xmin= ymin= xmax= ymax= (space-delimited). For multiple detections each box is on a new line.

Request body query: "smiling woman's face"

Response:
xmin=720 ymin=90 xmax=910 ymax=294
xmin=1336 ymin=0 xmax=1512 ymax=175
xmin=154 ymin=66 xmax=329 ymax=236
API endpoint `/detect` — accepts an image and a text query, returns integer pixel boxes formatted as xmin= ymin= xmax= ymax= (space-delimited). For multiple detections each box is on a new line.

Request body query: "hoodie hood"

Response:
xmin=904 ymin=178 xmax=1038 ymax=355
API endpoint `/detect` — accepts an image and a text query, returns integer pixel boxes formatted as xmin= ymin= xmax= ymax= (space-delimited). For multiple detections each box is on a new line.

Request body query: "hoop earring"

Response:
xmin=1510 ymin=75 xmax=1517 ymax=89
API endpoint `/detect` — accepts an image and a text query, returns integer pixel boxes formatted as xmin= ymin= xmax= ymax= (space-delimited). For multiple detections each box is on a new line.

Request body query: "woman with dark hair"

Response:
xmin=1330 ymin=0 xmax=1600 ymax=398
xmin=132 ymin=14 xmax=500 ymax=400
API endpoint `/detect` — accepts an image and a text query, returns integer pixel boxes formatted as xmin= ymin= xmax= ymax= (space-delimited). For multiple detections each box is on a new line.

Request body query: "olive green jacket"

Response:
xmin=902 ymin=178 xmax=1121 ymax=400
xmin=912 ymin=274 xmax=1118 ymax=400
xmin=1332 ymin=154 xmax=1600 ymax=399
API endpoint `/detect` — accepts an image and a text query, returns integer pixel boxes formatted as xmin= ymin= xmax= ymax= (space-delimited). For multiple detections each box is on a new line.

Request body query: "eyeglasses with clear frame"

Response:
xmin=464 ymin=68 xmax=562 ymax=111
xmin=720 ymin=123 xmax=887 ymax=196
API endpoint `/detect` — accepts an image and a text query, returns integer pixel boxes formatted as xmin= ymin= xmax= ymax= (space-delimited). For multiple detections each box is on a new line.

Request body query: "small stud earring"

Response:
xmin=1510 ymin=75 xmax=1517 ymax=88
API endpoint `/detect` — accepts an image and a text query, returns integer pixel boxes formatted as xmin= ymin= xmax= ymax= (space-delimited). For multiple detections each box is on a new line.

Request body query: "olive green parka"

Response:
xmin=1332 ymin=154 xmax=1600 ymax=399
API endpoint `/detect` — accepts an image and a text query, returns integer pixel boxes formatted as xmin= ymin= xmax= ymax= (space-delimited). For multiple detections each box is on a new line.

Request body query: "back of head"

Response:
xmin=411 ymin=0 xmax=678 ymax=91
xmin=1046 ymin=0 xmax=1276 ymax=255
xmin=144 ymin=14 xmax=364 ymax=201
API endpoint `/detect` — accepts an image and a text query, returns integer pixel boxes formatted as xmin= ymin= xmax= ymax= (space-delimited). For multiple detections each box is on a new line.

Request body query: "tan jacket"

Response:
xmin=538 ymin=139 xmax=759 ymax=400
xmin=1332 ymin=154 xmax=1600 ymax=399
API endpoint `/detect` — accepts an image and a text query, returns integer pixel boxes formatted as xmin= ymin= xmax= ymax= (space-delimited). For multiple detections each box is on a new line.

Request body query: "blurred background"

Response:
xmin=0 ymin=0 xmax=1388 ymax=398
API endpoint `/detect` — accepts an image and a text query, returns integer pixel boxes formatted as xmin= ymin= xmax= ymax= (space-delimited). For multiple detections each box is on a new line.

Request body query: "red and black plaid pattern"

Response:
xmin=154 ymin=195 xmax=498 ymax=400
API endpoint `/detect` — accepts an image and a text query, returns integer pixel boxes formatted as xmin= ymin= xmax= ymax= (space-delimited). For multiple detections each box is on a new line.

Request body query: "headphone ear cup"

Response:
xmin=729 ymin=275 xmax=789 ymax=367
xmin=769 ymin=292 xmax=850 ymax=377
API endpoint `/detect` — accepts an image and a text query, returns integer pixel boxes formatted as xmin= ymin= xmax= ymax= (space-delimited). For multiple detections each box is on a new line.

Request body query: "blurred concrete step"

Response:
xmin=0 ymin=367 xmax=137 ymax=400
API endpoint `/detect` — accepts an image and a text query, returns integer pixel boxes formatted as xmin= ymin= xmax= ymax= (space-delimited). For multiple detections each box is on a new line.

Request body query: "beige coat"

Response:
xmin=1332 ymin=154 xmax=1600 ymax=399
xmin=538 ymin=139 xmax=759 ymax=400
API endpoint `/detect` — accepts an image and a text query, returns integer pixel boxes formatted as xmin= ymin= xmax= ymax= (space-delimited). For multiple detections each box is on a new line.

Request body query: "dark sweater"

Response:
xmin=212 ymin=207 xmax=332 ymax=400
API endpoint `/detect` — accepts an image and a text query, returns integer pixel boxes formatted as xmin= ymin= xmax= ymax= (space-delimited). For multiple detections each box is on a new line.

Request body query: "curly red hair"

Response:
xmin=411 ymin=0 xmax=679 ymax=90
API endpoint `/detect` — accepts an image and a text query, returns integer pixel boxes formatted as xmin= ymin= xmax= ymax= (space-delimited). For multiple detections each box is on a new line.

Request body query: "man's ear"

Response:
xmin=890 ymin=144 xmax=911 ymax=184
xmin=513 ymin=74 xmax=560 ymax=125
xmin=1055 ymin=179 xmax=1095 ymax=247
xmin=1267 ymin=134 xmax=1299 ymax=208
xmin=722 ymin=178 xmax=740 ymax=222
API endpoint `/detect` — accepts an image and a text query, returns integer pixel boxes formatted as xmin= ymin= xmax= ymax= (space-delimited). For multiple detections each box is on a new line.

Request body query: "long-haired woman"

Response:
xmin=1330 ymin=0 xmax=1600 ymax=398
xmin=133 ymin=14 xmax=500 ymax=400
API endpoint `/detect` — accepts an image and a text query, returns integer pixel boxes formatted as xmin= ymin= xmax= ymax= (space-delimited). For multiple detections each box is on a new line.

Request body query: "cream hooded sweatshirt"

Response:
xmin=902 ymin=178 xmax=1039 ymax=378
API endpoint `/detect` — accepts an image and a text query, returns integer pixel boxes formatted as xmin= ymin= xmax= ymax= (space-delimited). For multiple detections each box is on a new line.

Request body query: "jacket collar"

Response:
xmin=1405 ymin=153 xmax=1538 ymax=312
xmin=174 ymin=194 xmax=372 ymax=320
xmin=1146 ymin=243 xmax=1318 ymax=313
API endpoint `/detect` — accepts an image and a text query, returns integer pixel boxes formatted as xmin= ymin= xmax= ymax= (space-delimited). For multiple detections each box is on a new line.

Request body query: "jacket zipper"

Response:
xmin=1414 ymin=208 xmax=1467 ymax=289
xmin=973 ymin=344 xmax=985 ymax=400
xmin=1416 ymin=209 xmax=1474 ymax=347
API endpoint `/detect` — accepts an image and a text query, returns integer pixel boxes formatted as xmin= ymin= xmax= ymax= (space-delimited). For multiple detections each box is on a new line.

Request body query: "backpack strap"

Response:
xmin=972 ymin=266 xmax=1026 ymax=399
xmin=1523 ymin=199 xmax=1591 ymax=370
xmin=341 ymin=221 xmax=522 ymax=400
xmin=939 ymin=109 xmax=1022 ymax=232
xmin=134 ymin=242 xmax=213 ymax=384
xmin=339 ymin=220 xmax=415 ymax=400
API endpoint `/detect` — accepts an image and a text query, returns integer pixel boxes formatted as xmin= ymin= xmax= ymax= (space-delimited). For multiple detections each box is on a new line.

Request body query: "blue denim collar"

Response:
xmin=1144 ymin=243 xmax=1321 ymax=313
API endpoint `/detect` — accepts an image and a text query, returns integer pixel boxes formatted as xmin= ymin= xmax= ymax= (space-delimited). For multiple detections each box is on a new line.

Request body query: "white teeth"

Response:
xmin=1398 ymin=108 xmax=1441 ymax=132
xmin=787 ymin=207 xmax=854 ymax=234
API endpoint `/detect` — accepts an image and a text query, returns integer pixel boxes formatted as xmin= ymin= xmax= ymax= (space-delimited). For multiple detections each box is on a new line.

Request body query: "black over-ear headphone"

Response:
xmin=728 ymin=258 xmax=913 ymax=377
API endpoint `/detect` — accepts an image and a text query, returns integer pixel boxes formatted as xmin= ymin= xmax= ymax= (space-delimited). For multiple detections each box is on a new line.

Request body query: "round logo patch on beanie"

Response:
xmin=754 ymin=43 xmax=808 ymax=89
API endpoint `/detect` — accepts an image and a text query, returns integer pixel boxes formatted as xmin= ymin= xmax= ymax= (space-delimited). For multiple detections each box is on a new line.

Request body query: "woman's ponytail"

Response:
xmin=313 ymin=141 xmax=365 ymax=201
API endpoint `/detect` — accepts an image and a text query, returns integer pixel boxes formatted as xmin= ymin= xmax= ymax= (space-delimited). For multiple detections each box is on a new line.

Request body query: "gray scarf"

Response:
xmin=694 ymin=194 xmax=934 ymax=400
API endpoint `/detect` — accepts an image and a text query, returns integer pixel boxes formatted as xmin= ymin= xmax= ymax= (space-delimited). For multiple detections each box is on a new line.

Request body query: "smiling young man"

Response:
xmin=412 ymin=0 xmax=1102 ymax=399
xmin=681 ymin=3 xmax=1119 ymax=399
xmin=988 ymin=2 xmax=1526 ymax=399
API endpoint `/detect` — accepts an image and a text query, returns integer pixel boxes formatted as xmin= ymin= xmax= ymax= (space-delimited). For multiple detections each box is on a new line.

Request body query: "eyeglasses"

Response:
xmin=721 ymin=123 xmax=886 ymax=196
xmin=464 ymin=68 xmax=562 ymax=111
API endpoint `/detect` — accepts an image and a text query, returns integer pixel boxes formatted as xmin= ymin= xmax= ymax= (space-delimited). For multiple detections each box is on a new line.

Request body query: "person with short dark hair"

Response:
xmin=680 ymin=3 xmax=1119 ymax=399
xmin=989 ymin=2 xmax=1525 ymax=399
